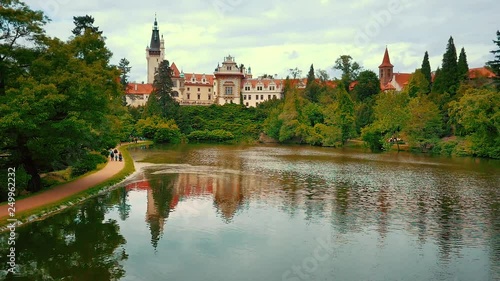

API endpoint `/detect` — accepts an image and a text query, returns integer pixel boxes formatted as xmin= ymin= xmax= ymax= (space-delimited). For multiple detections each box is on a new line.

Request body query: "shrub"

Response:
xmin=71 ymin=153 xmax=107 ymax=178
xmin=154 ymin=122 xmax=182 ymax=144
xmin=187 ymin=129 xmax=234 ymax=143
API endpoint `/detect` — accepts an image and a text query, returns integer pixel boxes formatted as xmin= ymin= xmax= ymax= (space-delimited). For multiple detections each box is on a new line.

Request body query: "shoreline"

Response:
xmin=0 ymin=141 xmax=152 ymax=232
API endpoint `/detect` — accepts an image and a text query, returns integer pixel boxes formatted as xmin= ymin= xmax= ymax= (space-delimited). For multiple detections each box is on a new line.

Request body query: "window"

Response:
xmin=257 ymin=86 xmax=263 ymax=91
xmin=246 ymin=102 xmax=249 ymax=106
xmin=270 ymin=86 xmax=275 ymax=90
xmin=173 ymin=80 xmax=178 ymax=87
xmin=203 ymin=78 xmax=206 ymax=83
xmin=228 ymin=66 xmax=232 ymax=71
xmin=268 ymin=95 xmax=271 ymax=99
xmin=208 ymin=95 xmax=211 ymax=100
xmin=198 ymin=94 xmax=201 ymax=100
xmin=187 ymin=87 xmax=190 ymax=91
xmin=225 ymin=87 xmax=233 ymax=95
xmin=245 ymin=86 xmax=250 ymax=91
xmin=248 ymin=95 xmax=251 ymax=100
xmin=260 ymin=95 xmax=263 ymax=100
xmin=273 ymin=95 xmax=276 ymax=99
xmin=256 ymin=95 xmax=259 ymax=100
xmin=198 ymin=88 xmax=200 ymax=92
xmin=209 ymin=88 xmax=211 ymax=92
xmin=187 ymin=94 xmax=190 ymax=99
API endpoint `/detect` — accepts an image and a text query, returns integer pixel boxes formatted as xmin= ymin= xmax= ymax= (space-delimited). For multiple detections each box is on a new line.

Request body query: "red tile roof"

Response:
xmin=126 ymin=83 xmax=154 ymax=95
xmin=184 ymin=73 xmax=214 ymax=86
xmin=379 ymin=47 xmax=394 ymax=68
xmin=242 ymin=78 xmax=283 ymax=88
xmin=393 ymin=73 xmax=412 ymax=87
xmin=171 ymin=62 xmax=181 ymax=77
xmin=468 ymin=67 xmax=496 ymax=79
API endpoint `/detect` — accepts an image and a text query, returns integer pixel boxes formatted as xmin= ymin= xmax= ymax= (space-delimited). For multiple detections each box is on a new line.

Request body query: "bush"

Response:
xmin=187 ymin=129 xmax=234 ymax=143
xmin=361 ymin=126 xmax=384 ymax=151
xmin=71 ymin=153 xmax=107 ymax=178
xmin=154 ymin=122 xmax=182 ymax=144
xmin=0 ymin=166 xmax=31 ymax=202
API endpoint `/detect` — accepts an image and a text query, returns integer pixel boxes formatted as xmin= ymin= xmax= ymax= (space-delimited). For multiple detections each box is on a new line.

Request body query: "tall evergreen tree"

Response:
xmin=72 ymin=15 xmax=102 ymax=36
xmin=486 ymin=30 xmax=500 ymax=90
xmin=432 ymin=36 xmax=459 ymax=95
xmin=152 ymin=60 xmax=179 ymax=120
xmin=421 ymin=51 xmax=432 ymax=90
xmin=306 ymin=64 xmax=315 ymax=86
xmin=457 ymin=47 xmax=469 ymax=81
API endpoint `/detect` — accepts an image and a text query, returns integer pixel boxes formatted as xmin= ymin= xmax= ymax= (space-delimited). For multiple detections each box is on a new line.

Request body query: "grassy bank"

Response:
xmin=0 ymin=141 xmax=152 ymax=231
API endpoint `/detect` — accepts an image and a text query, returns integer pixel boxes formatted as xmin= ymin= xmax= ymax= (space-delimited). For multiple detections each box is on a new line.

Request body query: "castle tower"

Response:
xmin=146 ymin=16 xmax=165 ymax=84
xmin=379 ymin=47 xmax=394 ymax=86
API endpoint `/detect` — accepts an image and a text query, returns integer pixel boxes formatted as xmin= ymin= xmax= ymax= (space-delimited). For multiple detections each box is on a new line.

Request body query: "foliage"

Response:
xmin=316 ymin=69 xmax=329 ymax=82
xmin=421 ymin=51 xmax=432 ymax=89
xmin=432 ymin=36 xmax=459 ymax=96
xmin=145 ymin=60 xmax=180 ymax=121
xmin=457 ymin=47 xmax=469 ymax=81
xmin=352 ymin=70 xmax=380 ymax=102
xmin=187 ymin=129 xmax=235 ymax=143
xmin=486 ymin=30 xmax=500 ymax=90
xmin=404 ymin=95 xmax=443 ymax=151
xmin=333 ymin=55 xmax=362 ymax=90
xmin=324 ymin=87 xmax=356 ymax=144
xmin=288 ymin=67 xmax=302 ymax=79
xmin=118 ymin=57 xmax=131 ymax=89
xmin=306 ymin=64 xmax=315 ymax=86
xmin=449 ymin=88 xmax=500 ymax=158
xmin=135 ymin=116 xmax=181 ymax=144
xmin=361 ymin=126 xmax=384 ymax=151
xmin=71 ymin=15 xmax=101 ymax=36
xmin=71 ymin=153 xmax=107 ymax=177
xmin=0 ymin=0 xmax=49 ymax=95
xmin=0 ymin=166 xmax=30 ymax=201
xmin=405 ymin=69 xmax=430 ymax=98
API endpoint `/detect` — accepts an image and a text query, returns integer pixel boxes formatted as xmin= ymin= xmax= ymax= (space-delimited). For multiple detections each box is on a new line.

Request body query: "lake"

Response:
xmin=1 ymin=144 xmax=499 ymax=281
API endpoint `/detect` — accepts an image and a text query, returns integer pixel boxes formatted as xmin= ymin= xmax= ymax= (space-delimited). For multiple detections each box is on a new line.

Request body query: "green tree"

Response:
xmin=288 ymin=67 xmax=302 ymax=79
xmin=486 ymin=30 xmax=500 ymax=90
xmin=405 ymin=69 xmax=430 ymax=98
xmin=118 ymin=58 xmax=131 ymax=88
xmin=325 ymin=87 xmax=356 ymax=144
xmin=352 ymin=70 xmax=380 ymax=102
xmin=333 ymin=55 xmax=362 ymax=91
xmin=364 ymin=91 xmax=410 ymax=151
xmin=421 ymin=51 xmax=432 ymax=89
xmin=432 ymin=36 xmax=459 ymax=95
xmin=0 ymin=0 xmax=48 ymax=95
xmin=0 ymin=20 xmax=122 ymax=192
xmin=316 ymin=69 xmax=329 ymax=83
xmin=306 ymin=64 xmax=315 ymax=86
xmin=457 ymin=47 xmax=469 ymax=81
xmin=449 ymin=88 xmax=500 ymax=158
xmin=71 ymin=15 xmax=101 ymax=36
xmin=150 ymin=60 xmax=180 ymax=121
xmin=404 ymin=95 xmax=443 ymax=151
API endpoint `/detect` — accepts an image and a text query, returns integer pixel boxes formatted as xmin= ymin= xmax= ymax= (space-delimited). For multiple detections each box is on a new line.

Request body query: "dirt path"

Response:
xmin=0 ymin=155 xmax=125 ymax=219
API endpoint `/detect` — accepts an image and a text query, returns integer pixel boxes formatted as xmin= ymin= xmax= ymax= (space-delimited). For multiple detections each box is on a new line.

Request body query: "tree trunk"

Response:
xmin=24 ymin=157 xmax=42 ymax=193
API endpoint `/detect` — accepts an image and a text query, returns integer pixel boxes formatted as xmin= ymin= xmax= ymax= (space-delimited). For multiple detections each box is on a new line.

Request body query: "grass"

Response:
xmin=0 ymin=141 xmax=152 ymax=231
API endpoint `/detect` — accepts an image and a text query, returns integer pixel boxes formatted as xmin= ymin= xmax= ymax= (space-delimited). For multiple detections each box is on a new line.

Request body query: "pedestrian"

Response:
xmin=118 ymin=152 xmax=123 ymax=162
xmin=110 ymin=150 xmax=114 ymax=161
xmin=115 ymin=151 xmax=119 ymax=161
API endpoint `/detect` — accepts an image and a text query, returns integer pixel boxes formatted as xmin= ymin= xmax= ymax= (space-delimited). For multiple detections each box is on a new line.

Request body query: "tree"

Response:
xmin=0 ymin=0 xmax=48 ymax=95
xmin=405 ymin=69 xmax=430 ymax=98
xmin=432 ymin=36 xmax=459 ymax=95
xmin=352 ymin=70 xmax=380 ymax=102
xmin=151 ymin=60 xmax=179 ymax=121
xmin=325 ymin=87 xmax=356 ymax=144
xmin=118 ymin=58 xmax=131 ymax=88
xmin=449 ymin=88 xmax=500 ymax=158
xmin=288 ymin=67 xmax=302 ymax=79
xmin=421 ymin=51 xmax=432 ymax=91
xmin=0 ymin=31 xmax=122 ymax=192
xmin=486 ymin=30 xmax=500 ymax=90
xmin=71 ymin=15 xmax=102 ymax=36
xmin=457 ymin=47 xmax=469 ymax=81
xmin=306 ymin=64 xmax=315 ymax=86
xmin=316 ymin=69 xmax=329 ymax=82
xmin=404 ymin=95 xmax=443 ymax=151
xmin=333 ymin=55 xmax=362 ymax=90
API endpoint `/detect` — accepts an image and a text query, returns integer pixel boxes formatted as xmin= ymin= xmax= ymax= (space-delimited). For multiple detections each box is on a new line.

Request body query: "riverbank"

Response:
xmin=0 ymin=141 xmax=152 ymax=231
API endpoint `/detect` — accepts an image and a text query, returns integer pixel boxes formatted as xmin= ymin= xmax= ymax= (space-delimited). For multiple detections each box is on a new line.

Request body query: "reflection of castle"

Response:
xmin=125 ymin=171 xmax=245 ymax=247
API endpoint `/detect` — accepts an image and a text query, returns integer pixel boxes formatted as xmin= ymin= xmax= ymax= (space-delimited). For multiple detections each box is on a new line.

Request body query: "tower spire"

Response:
xmin=379 ymin=46 xmax=393 ymax=68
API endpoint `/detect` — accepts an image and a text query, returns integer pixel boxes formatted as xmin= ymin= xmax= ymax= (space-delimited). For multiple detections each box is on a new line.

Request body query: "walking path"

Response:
xmin=0 ymin=154 xmax=125 ymax=219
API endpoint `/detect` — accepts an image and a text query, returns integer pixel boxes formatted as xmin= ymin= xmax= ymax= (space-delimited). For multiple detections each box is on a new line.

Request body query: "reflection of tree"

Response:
xmin=376 ymin=186 xmax=389 ymax=245
xmin=145 ymin=173 xmax=177 ymax=249
xmin=304 ymin=176 xmax=327 ymax=222
xmin=0 ymin=196 xmax=127 ymax=280
xmin=487 ymin=189 xmax=500 ymax=280
xmin=436 ymin=185 xmax=463 ymax=261
xmin=332 ymin=183 xmax=351 ymax=234
xmin=117 ymin=188 xmax=131 ymax=221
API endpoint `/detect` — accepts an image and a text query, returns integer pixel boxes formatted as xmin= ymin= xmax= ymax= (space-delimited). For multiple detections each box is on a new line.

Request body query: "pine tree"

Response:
xmin=421 ymin=51 xmax=432 ymax=90
xmin=306 ymin=64 xmax=315 ymax=86
xmin=152 ymin=60 xmax=179 ymax=120
xmin=457 ymin=47 xmax=469 ymax=81
xmin=486 ymin=30 xmax=500 ymax=90
xmin=432 ymin=36 xmax=459 ymax=95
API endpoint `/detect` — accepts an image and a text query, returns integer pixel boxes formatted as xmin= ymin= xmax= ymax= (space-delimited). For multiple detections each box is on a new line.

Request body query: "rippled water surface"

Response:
xmin=1 ymin=144 xmax=499 ymax=281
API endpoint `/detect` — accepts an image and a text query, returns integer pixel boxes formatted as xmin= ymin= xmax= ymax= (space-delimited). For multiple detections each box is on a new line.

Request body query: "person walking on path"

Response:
xmin=110 ymin=150 xmax=115 ymax=161
xmin=118 ymin=152 xmax=123 ymax=162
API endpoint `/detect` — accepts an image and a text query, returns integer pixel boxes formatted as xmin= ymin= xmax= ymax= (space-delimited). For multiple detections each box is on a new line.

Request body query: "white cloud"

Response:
xmin=24 ymin=0 xmax=500 ymax=82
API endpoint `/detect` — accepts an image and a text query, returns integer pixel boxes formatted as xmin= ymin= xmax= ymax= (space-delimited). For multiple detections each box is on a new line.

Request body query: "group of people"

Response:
xmin=109 ymin=148 xmax=123 ymax=162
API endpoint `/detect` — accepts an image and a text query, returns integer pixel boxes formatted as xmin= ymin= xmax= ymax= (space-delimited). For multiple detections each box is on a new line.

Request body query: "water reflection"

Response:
xmin=0 ymin=195 xmax=128 ymax=280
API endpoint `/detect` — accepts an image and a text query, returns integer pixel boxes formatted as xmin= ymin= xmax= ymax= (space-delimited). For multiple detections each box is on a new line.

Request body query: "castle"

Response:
xmin=125 ymin=18 xmax=496 ymax=107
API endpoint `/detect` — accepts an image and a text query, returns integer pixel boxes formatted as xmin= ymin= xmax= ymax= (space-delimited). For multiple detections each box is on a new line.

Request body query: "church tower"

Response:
xmin=146 ymin=16 xmax=165 ymax=84
xmin=379 ymin=47 xmax=394 ymax=86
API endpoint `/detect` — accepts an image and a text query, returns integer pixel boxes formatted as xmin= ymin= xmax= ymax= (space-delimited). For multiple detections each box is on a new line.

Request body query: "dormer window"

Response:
xmin=203 ymin=78 xmax=206 ymax=83
xmin=228 ymin=66 xmax=232 ymax=71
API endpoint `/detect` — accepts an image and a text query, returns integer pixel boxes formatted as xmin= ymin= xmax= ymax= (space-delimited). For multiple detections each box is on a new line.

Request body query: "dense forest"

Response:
xmin=1 ymin=1 xmax=499 ymax=200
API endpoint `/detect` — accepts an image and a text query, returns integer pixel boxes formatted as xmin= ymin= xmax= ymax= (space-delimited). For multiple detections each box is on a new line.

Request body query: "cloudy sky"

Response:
xmin=25 ymin=0 xmax=499 ymax=83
